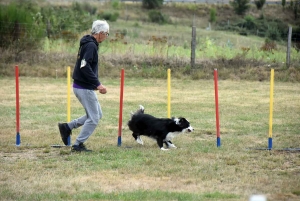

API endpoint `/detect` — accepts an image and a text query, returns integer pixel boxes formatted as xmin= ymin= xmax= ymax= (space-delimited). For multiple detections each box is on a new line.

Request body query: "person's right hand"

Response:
xmin=97 ymin=84 xmax=107 ymax=94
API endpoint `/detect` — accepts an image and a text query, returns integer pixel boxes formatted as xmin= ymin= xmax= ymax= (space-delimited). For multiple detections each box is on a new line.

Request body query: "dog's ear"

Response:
xmin=139 ymin=105 xmax=145 ymax=113
xmin=178 ymin=117 xmax=188 ymax=125
xmin=179 ymin=117 xmax=186 ymax=122
xmin=172 ymin=118 xmax=180 ymax=125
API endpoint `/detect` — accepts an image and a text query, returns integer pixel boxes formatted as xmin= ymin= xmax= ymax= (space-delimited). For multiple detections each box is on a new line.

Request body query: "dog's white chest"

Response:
xmin=166 ymin=132 xmax=180 ymax=141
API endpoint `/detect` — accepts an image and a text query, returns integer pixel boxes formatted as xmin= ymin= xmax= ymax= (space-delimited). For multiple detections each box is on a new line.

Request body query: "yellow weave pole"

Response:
xmin=167 ymin=69 xmax=171 ymax=118
xmin=268 ymin=69 xmax=274 ymax=149
xmin=67 ymin=66 xmax=71 ymax=146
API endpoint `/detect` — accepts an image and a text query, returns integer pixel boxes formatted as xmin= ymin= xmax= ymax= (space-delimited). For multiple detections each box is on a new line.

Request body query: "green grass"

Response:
xmin=1 ymin=7 xmax=300 ymax=81
xmin=42 ymin=21 xmax=296 ymax=65
xmin=0 ymin=76 xmax=300 ymax=201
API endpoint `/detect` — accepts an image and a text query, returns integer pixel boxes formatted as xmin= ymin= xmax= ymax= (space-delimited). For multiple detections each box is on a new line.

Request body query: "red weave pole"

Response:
xmin=117 ymin=68 xmax=125 ymax=146
xmin=15 ymin=65 xmax=21 ymax=146
xmin=214 ymin=69 xmax=221 ymax=147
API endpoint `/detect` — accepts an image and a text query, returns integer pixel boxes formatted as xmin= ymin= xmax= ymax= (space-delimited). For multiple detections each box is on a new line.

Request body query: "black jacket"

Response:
xmin=72 ymin=35 xmax=101 ymax=89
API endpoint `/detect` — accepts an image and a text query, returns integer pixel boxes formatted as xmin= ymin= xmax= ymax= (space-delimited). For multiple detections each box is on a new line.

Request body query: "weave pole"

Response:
xmin=15 ymin=65 xmax=21 ymax=146
xmin=214 ymin=69 xmax=221 ymax=147
xmin=247 ymin=68 xmax=299 ymax=152
xmin=67 ymin=66 xmax=71 ymax=146
xmin=268 ymin=69 xmax=274 ymax=150
xmin=118 ymin=68 xmax=125 ymax=146
xmin=167 ymin=69 xmax=171 ymax=118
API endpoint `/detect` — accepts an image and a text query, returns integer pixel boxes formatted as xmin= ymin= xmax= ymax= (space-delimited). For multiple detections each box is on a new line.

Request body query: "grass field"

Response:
xmin=0 ymin=75 xmax=299 ymax=201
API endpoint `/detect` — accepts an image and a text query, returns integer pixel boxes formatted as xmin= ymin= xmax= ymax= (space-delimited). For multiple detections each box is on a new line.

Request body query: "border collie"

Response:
xmin=128 ymin=105 xmax=194 ymax=150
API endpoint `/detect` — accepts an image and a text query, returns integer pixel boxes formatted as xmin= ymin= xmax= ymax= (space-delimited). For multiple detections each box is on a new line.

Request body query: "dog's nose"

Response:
xmin=188 ymin=127 xmax=194 ymax=132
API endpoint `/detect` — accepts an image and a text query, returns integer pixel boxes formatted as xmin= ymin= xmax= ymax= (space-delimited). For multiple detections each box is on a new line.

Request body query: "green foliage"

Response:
xmin=282 ymin=0 xmax=286 ymax=8
xmin=230 ymin=0 xmax=250 ymax=15
xmin=142 ymin=0 xmax=163 ymax=9
xmin=148 ymin=10 xmax=168 ymax=24
xmin=0 ymin=3 xmax=44 ymax=52
xmin=266 ymin=23 xmax=281 ymax=40
xmin=260 ymin=38 xmax=277 ymax=52
xmin=244 ymin=15 xmax=256 ymax=30
xmin=111 ymin=0 xmax=121 ymax=9
xmin=71 ymin=2 xmax=97 ymax=15
xmin=289 ymin=0 xmax=300 ymax=19
xmin=254 ymin=0 xmax=266 ymax=10
xmin=41 ymin=3 xmax=94 ymax=40
xmin=293 ymin=0 xmax=299 ymax=20
xmin=99 ymin=11 xmax=119 ymax=22
xmin=217 ymin=14 xmax=289 ymax=41
xmin=209 ymin=8 xmax=217 ymax=23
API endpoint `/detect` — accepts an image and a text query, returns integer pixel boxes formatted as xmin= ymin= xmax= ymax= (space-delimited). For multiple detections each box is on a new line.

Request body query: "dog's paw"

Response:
xmin=136 ymin=136 xmax=144 ymax=145
xmin=160 ymin=147 xmax=169 ymax=151
xmin=168 ymin=144 xmax=177 ymax=149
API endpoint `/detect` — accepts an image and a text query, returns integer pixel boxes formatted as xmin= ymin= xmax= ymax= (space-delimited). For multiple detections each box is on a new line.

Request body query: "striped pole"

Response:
xmin=118 ymin=68 xmax=125 ymax=146
xmin=67 ymin=66 xmax=71 ymax=146
xmin=214 ymin=69 xmax=221 ymax=147
xmin=167 ymin=69 xmax=171 ymax=118
xmin=15 ymin=65 xmax=21 ymax=146
xmin=268 ymin=69 xmax=274 ymax=150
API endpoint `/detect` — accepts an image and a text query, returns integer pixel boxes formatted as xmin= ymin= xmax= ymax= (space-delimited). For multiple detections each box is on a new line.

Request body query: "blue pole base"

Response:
xmin=16 ymin=132 xmax=21 ymax=146
xmin=117 ymin=136 xmax=122 ymax=147
xmin=217 ymin=137 xmax=221 ymax=147
xmin=268 ymin=138 xmax=272 ymax=150
xmin=67 ymin=136 xmax=71 ymax=146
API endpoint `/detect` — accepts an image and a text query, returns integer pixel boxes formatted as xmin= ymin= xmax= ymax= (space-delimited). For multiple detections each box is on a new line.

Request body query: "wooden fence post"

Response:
xmin=191 ymin=26 xmax=196 ymax=69
xmin=286 ymin=26 xmax=292 ymax=68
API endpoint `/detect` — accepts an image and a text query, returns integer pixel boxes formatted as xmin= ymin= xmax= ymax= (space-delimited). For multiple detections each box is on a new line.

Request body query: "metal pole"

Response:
xmin=286 ymin=26 xmax=292 ymax=68
xmin=118 ymin=69 xmax=125 ymax=146
xmin=15 ymin=65 xmax=21 ymax=146
xmin=214 ymin=69 xmax=221 ymax=147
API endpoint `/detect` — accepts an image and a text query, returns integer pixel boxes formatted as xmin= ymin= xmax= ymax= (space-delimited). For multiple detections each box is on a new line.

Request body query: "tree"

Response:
xmin=142 ymin=0 xmax=163 ymax=9
xmin=254 ymin=0 xmax=266 ymax=10
xmin=41 ymin=3 xmax=94 ymax=40
xmin=209 ymin=8 xmax=217 ymax=23
xmin=230 ymin=0 xmax=250 ymax=16
xmin=282 ymin=0 xmax=286 ymax=9
xmin=148 ymin=10 xmax=166 ymax=24
xmin=291 ymin=0 xmax=299 ymax=20
xmin=0 ymin=3 xmax=44 ymax=58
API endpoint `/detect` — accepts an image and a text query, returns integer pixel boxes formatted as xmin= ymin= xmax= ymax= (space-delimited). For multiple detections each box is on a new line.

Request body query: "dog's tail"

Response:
xmin=130 ymin=105 xmax=144 ymax=117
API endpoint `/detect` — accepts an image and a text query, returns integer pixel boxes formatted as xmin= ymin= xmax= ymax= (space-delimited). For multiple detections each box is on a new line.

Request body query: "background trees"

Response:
xmin=230 ymin=0 xmax=251 ymax=15
xmin=142 ymin=0 xmax=163 ymax=9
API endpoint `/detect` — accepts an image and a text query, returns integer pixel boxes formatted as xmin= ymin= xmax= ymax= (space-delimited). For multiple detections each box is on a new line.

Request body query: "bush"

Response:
xmin=41 ymin=3 xmax=94 ymax=39
xmin=254 ymin=0 xmax=266 ymax=10
xmin=209 ymin=8 xmax=217 ymax=23
xmin=244 ymin=15 xmax=256 ymax=30
xmin=111 ymin=0 xmax=121 ymax=10
xmin=230 ymin=0 xmax=250 ymax=15
xmin=71 ymin=2 xmax=97 ymax=15
xmin=0 ymin=3 xmax=44 ymax=52
xmin=142 ymin=0 xmax=163 ymax=9
xmin=282 ymin=0 xmax=286 ymax=8
xmin=148 ymin=10 xmax=167 ymax=24
xmin=99 ymin=12 xmax=119 ymax=22
xmin=260 ymin=38 xmax=277 ymax=52
xmin=266 ymin=24 xmax=281 ymax=41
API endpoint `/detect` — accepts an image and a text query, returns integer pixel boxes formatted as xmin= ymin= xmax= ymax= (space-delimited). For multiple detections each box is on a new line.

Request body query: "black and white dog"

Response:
xmin=128 ymin=105 xmax=194 ymax=150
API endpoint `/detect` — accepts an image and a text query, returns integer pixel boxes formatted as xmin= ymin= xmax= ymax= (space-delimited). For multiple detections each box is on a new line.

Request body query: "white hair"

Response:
xmin=91 ymin=20 xmax=109 ymax=35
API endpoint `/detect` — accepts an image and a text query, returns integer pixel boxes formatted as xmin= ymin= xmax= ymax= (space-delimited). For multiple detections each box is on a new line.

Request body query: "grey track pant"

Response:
xmin=67 ymin=88 xmax=102 ymax=145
